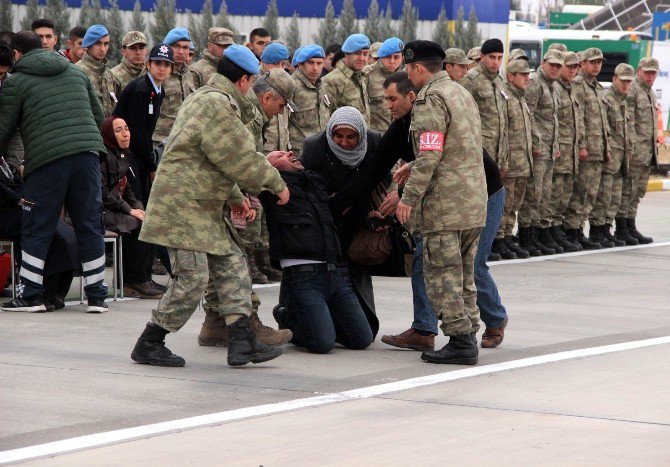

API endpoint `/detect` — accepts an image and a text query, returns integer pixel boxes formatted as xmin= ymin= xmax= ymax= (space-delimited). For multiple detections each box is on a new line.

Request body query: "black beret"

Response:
xmin=480 ymin=38 xmax=504 ymax=55
xmin=403 ymin=40 xmax=446 ymax=63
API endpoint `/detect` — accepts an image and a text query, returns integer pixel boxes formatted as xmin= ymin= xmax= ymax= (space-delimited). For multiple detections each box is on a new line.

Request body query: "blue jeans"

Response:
xmin=475 ymin=189 xmax=508 ymax=328
xmin=281 ymin=266 xmax=373 ymax=354
xmin=411 ymin=235 xmax=439 ymax=334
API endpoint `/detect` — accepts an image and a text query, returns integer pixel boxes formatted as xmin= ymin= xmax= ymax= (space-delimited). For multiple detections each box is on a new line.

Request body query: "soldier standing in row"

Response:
xmin=260 ymin=43 xmax=292 ymax=153
xmin=189 ymin=27 xmax=235 ymax=89
xmin=76 ymin=24 xmax=120 ymax=118
xmin=467 ymin=47 xmax=481 ymax=69
xmin=111 ymin=31 xmax=147 ymax=90
xmin=443 ymin=48 xmax=471 ymax=83
xmin=365 ymin=37 xmax=404 ymax=132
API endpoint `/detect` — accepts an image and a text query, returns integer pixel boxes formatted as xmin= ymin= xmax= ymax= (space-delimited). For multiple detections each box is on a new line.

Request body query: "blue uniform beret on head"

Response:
xmin=163 ymin=27 xmax=191 ymax=46
xmin=341 ymin=34 xmax=370 ymax=53
xmin=82 ymin=24 xmax=109 ymax=48
xmin=224 ymin=44 xmax=260 ymax=75
xmin=296 ymin=45 xmax=325 ymax=64
xmin=291 ymin=46 xmax=304 ymax=67
xmin=260 ymin=42 xmax=289 ymax=64
xmin=378 ymin=37 xmax=403 ymax=58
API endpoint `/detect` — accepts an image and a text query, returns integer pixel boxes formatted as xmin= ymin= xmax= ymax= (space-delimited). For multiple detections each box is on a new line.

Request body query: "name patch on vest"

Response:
xmin=419 ymin=132 xmax=445 ymax=152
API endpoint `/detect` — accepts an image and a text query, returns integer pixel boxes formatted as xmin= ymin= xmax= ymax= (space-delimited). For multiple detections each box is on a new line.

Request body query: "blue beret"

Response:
xmin=291 ymin=47 xmax=304 ymax=67
xmin=260 ymin=42 xmax=289 ymax=64
xmin=82 ymin=24 xmax=109 ymax=49
xmin=378 ymin=37 xmax=403 ymax=58
xmin=163 ymin=27 xmax=191 ymax=46
xmin=296 ymin=45 xmax=325 ymax=64
xmin=341 ymin=34 xmax=370 ymax=54
xmin=224 ymin=44 xmax=260 ymax=75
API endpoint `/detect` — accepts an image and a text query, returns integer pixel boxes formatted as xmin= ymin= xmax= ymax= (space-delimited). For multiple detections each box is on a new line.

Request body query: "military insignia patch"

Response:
xmin=419 ymin=132 xmax=445 ymax=151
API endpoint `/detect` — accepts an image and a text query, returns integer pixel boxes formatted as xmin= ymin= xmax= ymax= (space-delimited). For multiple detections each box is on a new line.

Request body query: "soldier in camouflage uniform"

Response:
xmin=365 ymin=37 xmax=404 ymax=132
xmin=549 ymin=51 xmax=583 ymax=252
xmin=189 ymin=27 xmax=234 ymax=89
xmin=131 ymin=45 xmax=290 ymax=368
xmin=323 ymin=34 xmax=371 ymax=123
xmin=76 ymin=25 xmax=121 ymax=118
xmin=518 ymin=49 xmax=563 ymax=255
xmin=111 ymin=31 xmax=147 ymax=90
xmin=467 ymin=47 xmax=481 ymax=69
xmin=563 ymin=48 xmax=611 ymax=250
xmin=617 ymin=57 xmax=659 ymax=244
xmin=152 ymin=28 xmax=195 ymax=146
xmin=289 ymin=45 xmax=331 ymax=153
xmin=590 ymin=63 xmax=635 ymax=246
xmin=548 ymin=42 xmax=568 ymax=53
xmin=259 ymin=43 xmax=292 ymax=153
xmin=397 ymin=41 xmax=487 ymax=366
xmin=443 ymin=48 xmax=471 ymax=83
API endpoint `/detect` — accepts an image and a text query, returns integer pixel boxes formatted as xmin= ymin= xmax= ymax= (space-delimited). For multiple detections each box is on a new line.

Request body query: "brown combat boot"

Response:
xmin=197 ymin=309 xmax=228 ymax=346
xmin=481 ymin=317 xmax=508 ymax=349
xmin=381 ymin=328 xmax=435 ymax=351
xmin=245 ymin=247 xmax=268 ymax=284
xmin=254 ymin=247 xmax=282 ymax=281
xmin=249 ymin=311 xmax=292 ymax=346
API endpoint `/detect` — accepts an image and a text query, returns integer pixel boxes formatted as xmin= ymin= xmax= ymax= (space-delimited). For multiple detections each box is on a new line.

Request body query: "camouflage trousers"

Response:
xmin=590 ymin=150 xmax=625 ymax=226
xmin=423 ymin=228 xmax=482 ymax=336
xmin=497 ymin=176 xmax=528 ymax=238
xmin=563 ymin=160 xmax=603 ymax=229
xmin=151 ymin=242 xmax=252 ymax=332
xmin=518 ymin=157 xmax=553 ymax=228
xmin=618 ymin=162 xmax=651 ymax=218
xmin=549 ymin=172 xmax=574 ymax=227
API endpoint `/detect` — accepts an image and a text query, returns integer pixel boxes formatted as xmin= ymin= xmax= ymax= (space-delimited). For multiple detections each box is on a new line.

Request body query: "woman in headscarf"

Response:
xmin=300 ymin=106 xmax=384 ymax=338
xmin=100 ymin=116 xmax=163 ymax=299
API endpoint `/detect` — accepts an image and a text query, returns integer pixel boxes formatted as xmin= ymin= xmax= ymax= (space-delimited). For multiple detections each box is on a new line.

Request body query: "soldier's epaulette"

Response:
xmin=466 ymin=68 xmax=480 ymax=79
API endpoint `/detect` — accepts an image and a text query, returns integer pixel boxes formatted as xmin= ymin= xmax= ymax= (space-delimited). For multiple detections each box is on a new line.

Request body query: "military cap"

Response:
xmin=467 ymin=46 xmax=481 ymax=61
xmin=481 ymin=38 xmax=504 ymax=55
xmin=224 ymin=44 xmax=260 ymax=75
xmin=369 ymin=42 xmax=382 ymax=58
xmin=507 ymin=48 xmax=528 ymax=62
xmin=82 ymin=24 xmax=109 ymax=48
xmin=563 ymin=52 xmax=580 ymax=66
xmin=341 ymin=34 xmax=370 ymax=53
xmin=614 ymin=63 xmax=635 ymax=80
xmin=507 ymin=58 xmax=532 ymax=74
xmin=548 ymin=42 xmax=568 ymax=52
xmin=260 ymin=42 xmax=289 ymax=64
xmin=582 ymin=47 xmax=604 ymax=62
xmin=208 ymin=27 xmax=234 ymax=46
xmin=378 ymin=37 xmax=403 ymax=58
xmin=122 ymin=31 xmax=147 ymax=47
xmin=264 ymin=68 xmax=298 ymax=111
xmin=543 ymin=49 xmax=564 ymax=65
xmin=577 ymin=51 xmax=586 ymax=62
xmin=148 ymin=43 xmax=174 ymax=63
xmin=443 ymin=48 xmax=470 ymax=65
xmin=295 ymin=44 xmax=325 ymax=64
xmin=403 ymin=40 xmax=446 ymax=63
xmin=163 ymin=27 xmax=191 ymax=46
xmin=639 ymin=57 xmax=659 ymax=72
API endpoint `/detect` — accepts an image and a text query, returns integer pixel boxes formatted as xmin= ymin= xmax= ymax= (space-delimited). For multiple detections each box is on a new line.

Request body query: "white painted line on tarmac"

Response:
xmin=1 ymin=335 xmax=669 ymax=465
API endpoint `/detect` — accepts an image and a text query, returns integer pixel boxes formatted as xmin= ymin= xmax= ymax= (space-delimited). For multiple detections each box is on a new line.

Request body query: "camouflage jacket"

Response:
xmin=364 ymin=60 xmax=395 ymax=132
xmin=76 ymin=53 xmax=121 ymax=117
xmin=572 ymin=70 xmax=610 ymax=162
xmin=111 ymin=57 xmax=145 ymax=90
xmin=322 ymin=60 xmax=370 ymax=124
xmin=245 ymin=90 xmax=268 ymax=152
xmin=139 ymin=73 xmax=287 ymax=255
xmin=152 ymin=64 xmax=195 ymax=145
xmin=189 ymin=50 xmax=218 ymax=90
xmin=604 ymin=87 xmax=633 ymax=157
xmin=627 ymin=76 xmax=658 ymax=165
xmin=525 ymin=67 xmax=560 ymax=160
xmin=401 ymin=71 xmax=487 ymax=233
xmin=288 ymin=68 xmax=331 ymax=153
xmin=462 ymin=62 xmax=508 ymax=170
xmin=263 ymin=111 xmax=291 ymax=153
xmin=503 ymin=82 xmax=533 ymax=178
xmin=554 ymin=78 xmax=582 ymax=174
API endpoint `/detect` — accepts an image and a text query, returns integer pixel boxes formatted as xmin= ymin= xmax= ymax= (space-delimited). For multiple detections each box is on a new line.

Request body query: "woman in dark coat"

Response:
xmin=300 ymin=106 xmax=384 ymax=338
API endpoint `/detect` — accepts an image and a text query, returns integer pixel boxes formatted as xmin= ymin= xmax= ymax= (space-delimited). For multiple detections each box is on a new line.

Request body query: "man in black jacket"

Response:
xmin=260 ymin=151 xmax=373 ymax=354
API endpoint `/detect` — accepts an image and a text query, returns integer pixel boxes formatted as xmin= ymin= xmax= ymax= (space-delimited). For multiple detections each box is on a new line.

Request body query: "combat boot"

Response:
xmin=131 ymin=322 xmax=185 ymax=367
xmin=577 ymin=227 xmax=602 ymax=250
xmin=589 ymin=225 xmax=614 ymax=248
xmin=604 ymin=224 xmax=625 ymax=247
xmin=487 ymin=252 xmax=501 ymax=262
xmin=505 ymin=235 xmax=530 ymax=259
xmin=551 ymin=226 xmax=580 ymax=252
xmin=518 ymin=227 xmax=541 ymax=257
xmin=245 ymin=246 xmax=268 ymax=284
xmin=197 ymin=309 xmax=228 ymax=346
xmin=491 ymin=238 xmax=516 ymax=260
xmin=254 ymin=247 xmax=282 ymax=281
xmin=249 ymin=311 xmax=293 ymax=346
xmin=614 ymin=217 xmax=639 ymax=245
xmin=421 ymin=334 xmax=478 ymax=365
xmin=532 ymin=226 xmax=555 ymax=255
xmin=227 ymin=316 xmax=283 ymax=366
xmin=627 ymin=218 xmax=653 ymax=244
xmin=538 ymin=227 xmax=563 ymax=254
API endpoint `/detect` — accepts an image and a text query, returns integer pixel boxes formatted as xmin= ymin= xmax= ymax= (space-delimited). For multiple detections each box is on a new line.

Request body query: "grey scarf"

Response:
xmin=326 ymin=106 xmax=368 ymax=169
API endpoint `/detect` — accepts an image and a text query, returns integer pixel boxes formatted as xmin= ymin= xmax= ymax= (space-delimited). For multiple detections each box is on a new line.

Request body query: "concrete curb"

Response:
xmin=647 ymin=179 xmax=670 ymax=191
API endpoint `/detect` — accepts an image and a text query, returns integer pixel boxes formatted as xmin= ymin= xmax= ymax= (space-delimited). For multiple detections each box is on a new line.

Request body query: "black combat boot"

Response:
xmin=518 ymin=227 xmax=541 ymax=257
xmin=131 ymin=322 xmax=185 ymax=367
xmin=505 ymin=235 xmax=530 ymax=259
xmin=532 ymin=226 xmax=556 ymax=255
xmin=614 ymin=217 xmax=639 ymax=245
xmin=421 ymin=334 xmax=478 ymax=365
xmin=627 ymin=218 xmax=653 ymax=244
xmin=488 ymin=252 xmax=502 ymax=262
xmin=491 ymin=238 xmax=516 ymax=260
xmin=577 ymin=227 xmax=602 ymax=250
xmin=538 ymin=227 xmax=564 ymax=254
xmin=590 ymin=225 xmax=614 ymax=248
xmin=551 ymin=225 xmax=580 ymax=252
xmin=604 ymin=224 xmax=625 ymax=246
xmin=227 ymin=315 xmax=283 ymax=366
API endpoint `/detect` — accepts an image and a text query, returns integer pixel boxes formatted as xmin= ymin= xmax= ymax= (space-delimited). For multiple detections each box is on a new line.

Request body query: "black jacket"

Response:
xmin=101 ymin=147 xmax=143 ymax=214
xmin=259 ymin=170 xmax=341 ymax=268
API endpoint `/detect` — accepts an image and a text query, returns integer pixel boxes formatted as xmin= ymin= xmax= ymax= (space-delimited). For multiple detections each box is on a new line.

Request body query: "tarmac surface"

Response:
xmin=2 ymin=191 xmax=670 ymax=465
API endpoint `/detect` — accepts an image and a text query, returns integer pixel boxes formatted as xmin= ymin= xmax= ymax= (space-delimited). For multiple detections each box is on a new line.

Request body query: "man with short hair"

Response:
xmin=190 ymin=27 xmax=234 ymax=89
xmin=31 ymin=18 xmax=57 ymax=51
xmin=246 ymin=27 xmax=271 ymax=59
xmin=62 ymin=26 xmax=86 ymax=63
xmin=323 ymin=33 xmax=371 ymax=123
xmin=443 ymin=47 xmax=471 ymax=82
xmin=322 ymin=43 xmax=341 ymax=75
xmin=112 ymin=31 xmax=148 ymax=89
xmin=365 ymin=37 xmax=404 ymax=132
xmin=76 ymin=24 xmax=121 ymax=118
xmin=259 ymin=42 xmax=292 ymax=153
xmin=0 ymin=31 xmax=108 ymax=313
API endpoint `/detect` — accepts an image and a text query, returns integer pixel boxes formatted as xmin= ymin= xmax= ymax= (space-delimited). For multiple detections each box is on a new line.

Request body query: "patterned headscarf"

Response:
xmin=326 ymin=106 xmax=368 ymax=169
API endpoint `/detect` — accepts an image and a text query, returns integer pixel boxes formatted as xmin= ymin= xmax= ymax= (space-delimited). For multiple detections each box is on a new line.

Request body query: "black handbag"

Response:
xmin=368 ymin=218 xmax=416 ymax=277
